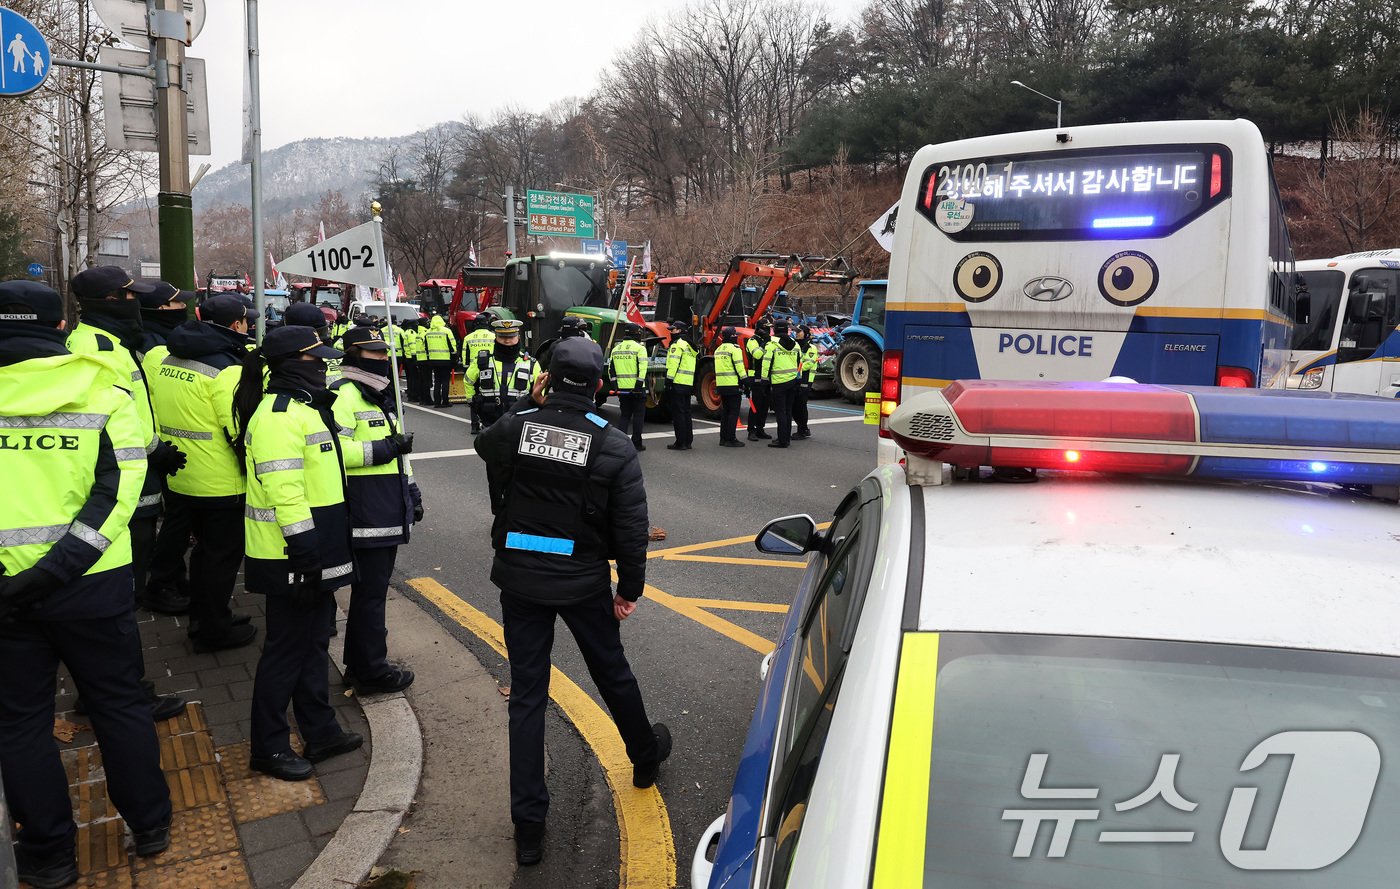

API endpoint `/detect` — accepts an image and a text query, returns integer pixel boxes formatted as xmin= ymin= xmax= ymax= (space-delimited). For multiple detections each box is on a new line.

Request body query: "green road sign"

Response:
xmin=526 ymin=190 xmax=596 ymax=239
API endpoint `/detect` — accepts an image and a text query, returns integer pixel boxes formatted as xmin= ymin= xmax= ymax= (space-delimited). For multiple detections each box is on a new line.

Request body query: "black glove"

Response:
xmin=152 ymin=440 xmax=188 ymax=476
xmin=413 ymin=501 xmax=424 ymax=522
xmin=388 ymin=432 xmax=414 ymax=456
xmin=0 ymin=565 xmax=64 ymax=620
xmin=290 ymin=567 xmax=322 ymax=611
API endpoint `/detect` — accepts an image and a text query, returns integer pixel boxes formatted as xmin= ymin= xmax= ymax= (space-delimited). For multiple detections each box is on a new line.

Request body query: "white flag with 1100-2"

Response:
xmin=277 ymin=221 xmax=387 ymax=288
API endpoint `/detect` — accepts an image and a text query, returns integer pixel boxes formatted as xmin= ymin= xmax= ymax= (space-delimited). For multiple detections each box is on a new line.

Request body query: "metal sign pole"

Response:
xmin=245 ymin=0 xmax=266 ymax=342
xmin=371 ymin=205 xmax=407 ymax=432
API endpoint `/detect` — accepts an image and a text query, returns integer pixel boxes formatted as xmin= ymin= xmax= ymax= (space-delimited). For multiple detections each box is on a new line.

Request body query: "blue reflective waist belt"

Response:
xmin=505 ymin=532 xmax=575 ymax=556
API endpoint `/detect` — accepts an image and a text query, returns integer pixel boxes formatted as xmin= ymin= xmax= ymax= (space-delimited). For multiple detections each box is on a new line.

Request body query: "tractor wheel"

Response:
xmin=644 ymin=376 xmax=670 ymax=422
xmin=835 ymin=337 xmax=882 ymax=404
xmin=695 ymin=360 xmax=721 ymax=420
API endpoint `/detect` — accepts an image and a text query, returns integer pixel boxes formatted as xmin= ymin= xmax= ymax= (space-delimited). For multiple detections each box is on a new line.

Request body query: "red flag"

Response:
xmin=620 ymin=258 xmax=644 ymax=325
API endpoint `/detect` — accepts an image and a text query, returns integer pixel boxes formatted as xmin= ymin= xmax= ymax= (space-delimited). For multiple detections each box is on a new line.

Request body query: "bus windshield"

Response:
xmin=1292 ymin=270 xmax=1345 ymax=350
xmin=916 ymin=145 xmax=1231 ymax=241
xmin=538 ymin=262 xmax=610 ymax=312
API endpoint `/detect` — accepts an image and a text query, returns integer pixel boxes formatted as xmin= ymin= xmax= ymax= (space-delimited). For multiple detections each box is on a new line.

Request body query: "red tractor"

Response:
xmin=651 ymin=254 xmax=856 ymax=418
xmin=417 ymin=267 xmax=506 ymax=339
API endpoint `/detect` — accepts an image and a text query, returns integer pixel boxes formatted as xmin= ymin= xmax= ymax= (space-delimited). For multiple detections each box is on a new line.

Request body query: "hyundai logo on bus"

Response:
xmin=1024 ymin=276 xmax=1074 ymax=302
xmin=998 ymin=332 xmax=1094 ymax=357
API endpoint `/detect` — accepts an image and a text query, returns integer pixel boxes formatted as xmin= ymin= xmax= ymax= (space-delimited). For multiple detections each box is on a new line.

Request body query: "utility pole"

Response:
xmin=152 ymin=0 xmax=194 ymax=288
xmin=246 ymin=0 xmax=265 ymax=341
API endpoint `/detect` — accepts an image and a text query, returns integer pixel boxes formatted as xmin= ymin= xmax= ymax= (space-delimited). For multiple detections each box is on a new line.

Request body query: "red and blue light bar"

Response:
xmin=888 ymin=380 xmax=1400 ymax=485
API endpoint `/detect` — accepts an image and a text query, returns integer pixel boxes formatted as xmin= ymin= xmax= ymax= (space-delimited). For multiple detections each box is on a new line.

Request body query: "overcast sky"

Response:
xmin=189 ymin=0 xmax=867 ymax=174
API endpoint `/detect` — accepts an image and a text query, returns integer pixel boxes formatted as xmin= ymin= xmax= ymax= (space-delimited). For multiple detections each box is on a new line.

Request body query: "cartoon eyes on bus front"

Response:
xmin=917 ymin=145 xmax=1231 ymax=242
xmin=950 ymin=249 xmax=1161 ymax=307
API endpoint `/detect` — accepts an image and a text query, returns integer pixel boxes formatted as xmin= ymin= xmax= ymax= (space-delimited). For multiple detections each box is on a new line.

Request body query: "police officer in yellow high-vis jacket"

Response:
xmin=461 ymin=313 xmax=497 ymax=432
xmin=793 ymin=324 xmax=820 ymax=440
xmin=400 ymin=319 xmax=424 ymax=404
xmin=332 ymin=326 xmax=421 ymax=694
xmin=465 ymin=319 xmax=540 ymax=432
xmin=713 ymin=326 xmax=749 ymax=447
xmin=233 ymin=325 xmax=361 ymax=782
xmin=763 ymin=321 xmax=802 ymax=448
xmin=608 ymin=322 xmax=649 ymax=450
xmin=421 ymin=314 xmax=457 ymax=407
xmin=0 ymin=281 xmax=173 ymax=887
xmin=144 ymin=294 xmax=260 ymax=654
xmin=665 ymin=321 xmax=696 ymax=450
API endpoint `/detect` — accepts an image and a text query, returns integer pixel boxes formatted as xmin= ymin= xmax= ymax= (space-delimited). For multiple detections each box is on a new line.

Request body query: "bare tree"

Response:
xmin=1300 ymin=107 xmax=1400 ymax=252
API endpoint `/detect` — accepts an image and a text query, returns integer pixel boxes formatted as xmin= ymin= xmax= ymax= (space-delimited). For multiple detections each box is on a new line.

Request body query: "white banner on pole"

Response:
xmin=276 ymin=221 xmax=388 ymax=288
xmin=869 ymin=200 xmax=899 ymax=253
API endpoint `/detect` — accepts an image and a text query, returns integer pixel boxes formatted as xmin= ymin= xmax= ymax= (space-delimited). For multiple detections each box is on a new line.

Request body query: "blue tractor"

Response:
xmin=833 ymin=279 xmax=887 ymax=403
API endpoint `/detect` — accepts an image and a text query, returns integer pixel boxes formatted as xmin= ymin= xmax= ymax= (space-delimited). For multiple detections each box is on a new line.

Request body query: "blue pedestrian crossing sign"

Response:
xmin=27 ymin=261 xmax=43 ymax=277
xmin=0 ymin=7 xmax=50 ymax=98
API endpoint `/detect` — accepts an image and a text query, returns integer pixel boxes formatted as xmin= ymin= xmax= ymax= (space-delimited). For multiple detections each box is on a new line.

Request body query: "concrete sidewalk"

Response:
xmin=31 ymin=575 xmax=508 ymax=889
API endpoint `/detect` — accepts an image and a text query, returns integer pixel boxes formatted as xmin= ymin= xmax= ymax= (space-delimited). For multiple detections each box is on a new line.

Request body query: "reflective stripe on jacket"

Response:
xmin=765 ymin=341 xmax=801 ymax=385
xmin=331 ymin=376 xmax=418 ymax=547
xmin=666 ymin=339 xmax=696 ymax=386
xmin=422 ymin=318 xmax=454 ymax=363
xmin=242 ymin=392 xmax=354 ymax=594
xmin=461 ymin=328 xmax=495 ymax=364
xmin=465 ymin=354 xmax=539 ymax=407
xmin=609 ymin=340 xmax=648 ymax=391
xmin=0 ymin=350 xmax=147 ymax=618
xmin=713 ymin=342 xmax=746 ymax=389
xmin=143 ymin=326 xmax=246 ymax=499
xmin=800 ymin=343 xmax=820 ymax=383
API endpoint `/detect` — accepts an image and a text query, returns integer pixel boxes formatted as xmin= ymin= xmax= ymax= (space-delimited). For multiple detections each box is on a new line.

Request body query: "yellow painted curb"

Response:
xmin=408 ymin=577 xmax=678 ymax=889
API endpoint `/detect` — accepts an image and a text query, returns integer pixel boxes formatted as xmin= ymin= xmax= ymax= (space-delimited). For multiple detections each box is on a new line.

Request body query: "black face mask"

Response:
xmin=344 ymin=353 xmax=390 ymax=379
xmin=779 ymin=335 xmax=796 ymax=349
xmin=494 ymin=341 xmax=520 ymax=362
xmin=269 ymin=357 xmax=327 ymax=396
xmin=140 ymin=308 xmax=186 ymax=336
xmin=79 ymin=298 xmax=144 ymax=346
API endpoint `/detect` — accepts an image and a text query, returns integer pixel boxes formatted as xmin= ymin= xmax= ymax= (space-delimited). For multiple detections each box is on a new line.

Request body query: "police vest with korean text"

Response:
xmin=493 ymin=407 xmax=609 ymax=571
xmin=713 ymin=342 xmax=746 ymax=389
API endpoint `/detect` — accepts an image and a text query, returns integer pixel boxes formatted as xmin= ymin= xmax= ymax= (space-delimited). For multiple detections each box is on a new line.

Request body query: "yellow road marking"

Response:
xmin=872 ymin=633 xmax=941 ymax=888
xmin=672 ymin=597 xmax=789 ymax=614
xmin=618 ymin=573 xmax=775 ymax=656
xmin=647 ymin=534 xmax=753 ymax=559
xmin=663 ymin=554 xmax=805 ymax=569
xmin=407 ymin=577 xmax=677 ymax=889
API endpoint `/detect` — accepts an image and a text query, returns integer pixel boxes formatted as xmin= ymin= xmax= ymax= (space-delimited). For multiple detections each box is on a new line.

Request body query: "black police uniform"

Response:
xmin=476 ymin=339 xmax=663 ymax=829
xmin=0 ymin=282 xmax=172 ymax=880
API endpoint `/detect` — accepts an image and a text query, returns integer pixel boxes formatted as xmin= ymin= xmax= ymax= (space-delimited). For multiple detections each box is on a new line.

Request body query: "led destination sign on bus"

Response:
xmin=917 ymin=145 xmax=1231 ymax=242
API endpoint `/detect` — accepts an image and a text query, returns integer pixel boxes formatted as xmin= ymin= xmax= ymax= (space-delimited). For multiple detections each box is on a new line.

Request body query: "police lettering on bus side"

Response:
xmin=997 ymin=332 xmax=1094 ymax=357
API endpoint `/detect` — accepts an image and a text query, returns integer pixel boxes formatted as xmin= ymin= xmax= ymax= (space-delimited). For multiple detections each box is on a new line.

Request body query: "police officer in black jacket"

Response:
xmin=476 ymin=337 xmax=671 ymax=867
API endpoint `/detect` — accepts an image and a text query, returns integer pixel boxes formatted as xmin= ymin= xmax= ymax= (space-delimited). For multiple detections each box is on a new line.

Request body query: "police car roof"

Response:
xmin=898 ymin=466 xmax=1400 ymax=656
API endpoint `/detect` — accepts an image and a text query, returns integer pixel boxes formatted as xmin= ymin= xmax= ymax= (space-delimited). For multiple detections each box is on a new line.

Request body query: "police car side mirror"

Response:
xmin=755 ymin=514 xmax=818 ymax=556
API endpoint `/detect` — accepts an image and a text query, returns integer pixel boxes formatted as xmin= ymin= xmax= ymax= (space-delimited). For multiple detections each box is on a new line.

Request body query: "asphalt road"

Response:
xmin=388 ymin=390 xmax=877 ymax=888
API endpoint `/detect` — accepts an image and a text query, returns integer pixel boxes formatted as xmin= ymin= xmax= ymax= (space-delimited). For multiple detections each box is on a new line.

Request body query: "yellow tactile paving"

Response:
xmin=36 ymin=693 xmax=338 ymax=888
xmin=225 ymin=770 xmax=326 ymax=823
xmin=133 ymin=803 xmax=240 ymax=871
xmin=164 ymin=763 xmax=225 ymax=812
xmin=158 ymin=730 xmax=218 ymax=771
xmin=139 ymin=850 xmax=253 ymax=888
xmin=75 ymin=818 xmax=127 ymax=875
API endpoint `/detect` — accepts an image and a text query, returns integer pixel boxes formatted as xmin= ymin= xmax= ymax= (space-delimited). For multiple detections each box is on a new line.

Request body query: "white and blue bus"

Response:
xmin=1290 ymin=249 xmax=1400 ymax=397
xmin=880 ymin=119 xmax=1295 ymax=442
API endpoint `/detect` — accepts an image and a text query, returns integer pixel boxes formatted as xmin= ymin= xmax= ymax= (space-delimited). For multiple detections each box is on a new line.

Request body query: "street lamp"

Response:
xmin=1010 ymin=80 xmax=1062 ymax=129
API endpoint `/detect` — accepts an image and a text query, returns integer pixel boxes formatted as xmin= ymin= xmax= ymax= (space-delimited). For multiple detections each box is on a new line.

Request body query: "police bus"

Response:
xmin=878 ymin=119 xmax=1296 ymax=450
xmin=1290 ymin=249 xmax=1400 ymax=397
